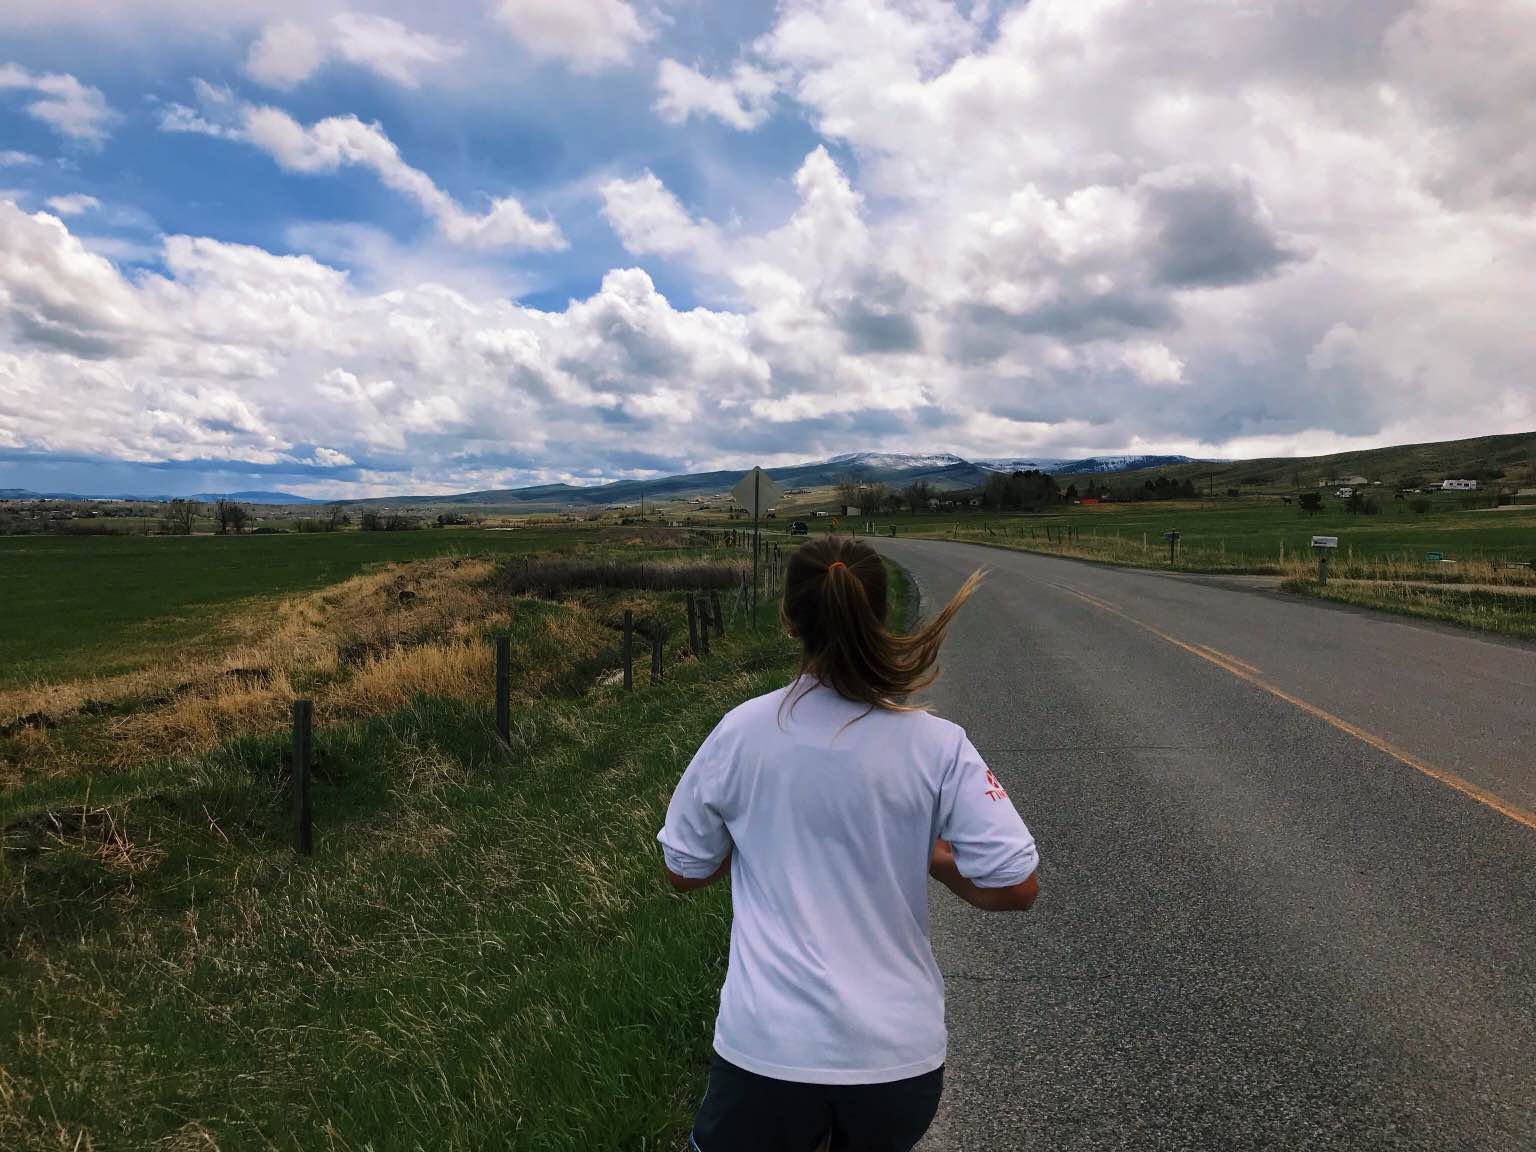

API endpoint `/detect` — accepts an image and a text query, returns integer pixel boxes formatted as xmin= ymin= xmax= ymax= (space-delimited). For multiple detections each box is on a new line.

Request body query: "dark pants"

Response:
xmin=690 ymin=1052 xmax=943 ymax=1152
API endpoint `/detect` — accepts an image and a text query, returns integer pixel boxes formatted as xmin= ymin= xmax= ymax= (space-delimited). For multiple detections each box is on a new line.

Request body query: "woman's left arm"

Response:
xmin=666 ymin=848 xmax=733 ymax=893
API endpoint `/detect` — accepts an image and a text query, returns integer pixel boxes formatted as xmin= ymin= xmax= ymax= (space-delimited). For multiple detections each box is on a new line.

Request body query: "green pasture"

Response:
xmin=0 ymin=526 xmax=664 ymax=688
xmin=1 ymin=590 xmax=801 ymax=1150
xmin=879 ymin=497 xmax=1536 ymax=568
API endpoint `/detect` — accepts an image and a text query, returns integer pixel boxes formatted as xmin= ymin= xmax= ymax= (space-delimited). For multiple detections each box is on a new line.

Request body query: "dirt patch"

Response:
xmin=0 ymin=711 xmax=54 ymax=738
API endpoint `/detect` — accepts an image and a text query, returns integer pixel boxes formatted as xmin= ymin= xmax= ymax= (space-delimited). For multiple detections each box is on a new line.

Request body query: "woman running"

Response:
xmin=659 ymin=536 xmax=1041 ymax=1151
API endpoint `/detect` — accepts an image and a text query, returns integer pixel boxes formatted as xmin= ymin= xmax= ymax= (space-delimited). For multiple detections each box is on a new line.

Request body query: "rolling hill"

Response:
xmin=0 ymin=489 xmax=319 ymax=505
xmin=8 ymin=433 xmax=1527 ymax=511
xmin=1130 ymin=431 xmax=1536 ymax=491
xmin=354 ymin=433 xmax=1533 ymax=510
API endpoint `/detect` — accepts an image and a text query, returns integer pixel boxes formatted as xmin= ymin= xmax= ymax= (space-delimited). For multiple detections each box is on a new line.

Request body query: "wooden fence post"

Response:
xmin=495 ymin=635 xmax=510 ymax=744
xmin=698 ymin=598 xmax=711 ymax=657
xmin=622 ymin=609 xmax=634 ymax=690
xmin=651 ymin=625 xmax=663 ymax=684
xmin=710 ymin=590 xmax=725 ymax=638
xmin=291 ymin=699 xmax=313 ymax=856
xmin=686 ymin=592 xmax=700 ymax=655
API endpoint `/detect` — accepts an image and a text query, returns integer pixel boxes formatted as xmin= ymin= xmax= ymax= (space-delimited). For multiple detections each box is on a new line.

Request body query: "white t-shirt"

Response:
xmin=658 ymin=677 xmax=1039 ymax=1085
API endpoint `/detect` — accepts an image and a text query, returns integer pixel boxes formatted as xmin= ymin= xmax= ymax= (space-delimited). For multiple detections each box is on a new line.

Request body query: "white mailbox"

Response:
xmin=1311 ymin=536 xmax=1339 ymax=549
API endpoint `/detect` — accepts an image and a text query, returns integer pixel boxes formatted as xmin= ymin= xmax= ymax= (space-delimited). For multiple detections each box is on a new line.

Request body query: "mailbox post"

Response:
xmin=1312 ymin=535 xmax=1338 ymax=583
xmin=1163 ymin=529 xmax=1180 ymax=564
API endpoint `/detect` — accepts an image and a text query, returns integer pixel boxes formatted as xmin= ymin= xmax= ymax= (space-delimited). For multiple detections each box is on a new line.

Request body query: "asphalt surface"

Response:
xmin=871 ymin=538 xmax=1536 ymax=1152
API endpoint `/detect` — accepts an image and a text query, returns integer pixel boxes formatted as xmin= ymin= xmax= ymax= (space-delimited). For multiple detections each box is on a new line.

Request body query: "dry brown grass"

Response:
xmin=1 ymin=557 xmax=628 ymax=787
xmin=501 ymin=555 xmax=747 ymax=596
xmin=1278 ymin=554 xmax=1536 ymax=586
xmin=931 ymin=524 xmax=1536 ymax=586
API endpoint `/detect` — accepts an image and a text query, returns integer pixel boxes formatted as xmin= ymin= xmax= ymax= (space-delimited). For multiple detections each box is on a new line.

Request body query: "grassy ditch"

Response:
xmin=2 ymin=550 xmax=762 ymax=792
xmin=1280 ymin=579 xmax=1536 ymax=641
xmin=882 ymin=506 xmax=1536 ymax=638
xmin=2 ymin=545 xmax=800 ymax=1150
xmin=887 ymin=501 xmax=1536 ymax=577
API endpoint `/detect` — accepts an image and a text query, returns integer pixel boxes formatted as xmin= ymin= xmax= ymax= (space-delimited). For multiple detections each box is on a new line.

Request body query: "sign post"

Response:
xmin=1311 ymin=535 xmax=1338 ymax=583
xmin=732 ymin=467 xmax=785 ymax=628
xmin=1163 ymin=529 xmax=1180 ymax=564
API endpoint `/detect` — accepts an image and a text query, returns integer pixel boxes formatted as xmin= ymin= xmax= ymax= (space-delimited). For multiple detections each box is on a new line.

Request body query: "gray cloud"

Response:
xmin=9 ymin=310 xmax=128 ymax=359
xmin=1144 ymin=173 xmax=1299 ymax=289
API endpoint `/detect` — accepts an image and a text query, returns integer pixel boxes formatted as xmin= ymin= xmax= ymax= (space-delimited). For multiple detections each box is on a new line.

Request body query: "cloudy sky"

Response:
xmin=0 ymin=0 xmax=1531 ymax=497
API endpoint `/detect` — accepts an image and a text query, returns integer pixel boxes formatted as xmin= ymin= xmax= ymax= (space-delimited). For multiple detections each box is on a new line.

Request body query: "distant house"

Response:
xmin=843 ymin=505 xmax=862 ymax=517
xmin=1442 ymin=478 xmax=1479 ymax=491
xmin=1321 ymin=475 xmax=1368 ymax=486
xmin=1335 ymin=487 xmax=1355 ymax=499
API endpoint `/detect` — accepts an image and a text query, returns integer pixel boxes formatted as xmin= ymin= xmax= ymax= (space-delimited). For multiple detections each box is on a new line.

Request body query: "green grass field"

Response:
xmin=878 ymin=496 xmax=1536 ymax=572
xmin=0 ymin=527 xmax=668 ymax=688
xmin=0 ymin=518 xmax=819 ymax=1149
xmin=855 ymin=497 xmax=1535 ymax=638
xmin=1 ymin=602 xmax=799 ymax=1150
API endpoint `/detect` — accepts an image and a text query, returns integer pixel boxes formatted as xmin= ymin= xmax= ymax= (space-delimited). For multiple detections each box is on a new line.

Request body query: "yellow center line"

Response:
xmin=1051 ymin=583 xmax=1536 ymax=832
xmin=1193 ymin=643 xmax=1263 ymax=676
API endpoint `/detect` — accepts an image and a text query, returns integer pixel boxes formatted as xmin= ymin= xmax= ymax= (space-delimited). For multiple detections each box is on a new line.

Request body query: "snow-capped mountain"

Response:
xmin=979 ymin=454 xmax=1199 ymax=475
xmin=345 ymin=450 xmax=1208 ymax=507
xmin=976 ymin=457 xmax=1069 ymax=473
xmin=1052 ymin=454 xmax=1200 ymax=474
xmin=822 ymin=451 xmax=969 ymax=470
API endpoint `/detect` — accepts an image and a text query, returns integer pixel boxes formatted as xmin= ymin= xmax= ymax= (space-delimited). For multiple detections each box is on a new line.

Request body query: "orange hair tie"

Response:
xmin=828 ymin=561 xmax=846 ymax=571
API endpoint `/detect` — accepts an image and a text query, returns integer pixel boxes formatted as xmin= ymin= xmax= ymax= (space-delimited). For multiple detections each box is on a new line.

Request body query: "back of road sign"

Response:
xmin=731 ymin=467 xmax=785 ymax=518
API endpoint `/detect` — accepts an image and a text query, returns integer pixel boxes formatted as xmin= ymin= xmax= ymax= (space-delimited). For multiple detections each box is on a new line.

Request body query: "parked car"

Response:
xmin=789 ymin=520 xmax=809 ymax=536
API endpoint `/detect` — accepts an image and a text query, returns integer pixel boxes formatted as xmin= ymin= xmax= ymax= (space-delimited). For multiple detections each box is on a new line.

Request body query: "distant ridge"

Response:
xmin=9 ymin=431 xmax=1525 ymax=509
xmin=0 ymin=489 xmax=320 ymax=504
xmin=189 ymin=491 xmax=323 ymax=505
xmin=348 ymin=450 xmax=1209 ymax=508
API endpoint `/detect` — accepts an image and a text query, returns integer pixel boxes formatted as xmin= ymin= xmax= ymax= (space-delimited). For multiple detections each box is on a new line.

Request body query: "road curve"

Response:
xmin=872 ymin=538 xmax=1536 ymax=1152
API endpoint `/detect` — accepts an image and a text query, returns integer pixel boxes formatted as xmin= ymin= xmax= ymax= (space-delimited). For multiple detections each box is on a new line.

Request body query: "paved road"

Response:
xmin=871 ymin=538 xmax=1536 ymax=1152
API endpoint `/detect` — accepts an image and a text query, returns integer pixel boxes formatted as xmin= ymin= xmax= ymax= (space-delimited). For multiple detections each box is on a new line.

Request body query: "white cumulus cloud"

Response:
xmin=655 ymin=59 xmax=778 ymax=130
xmin=492 ymin=0 xmax=649 ymax=71
xmin=160 ymin=89 xmax=565 ymax=253
xmin=43 ymin=193 xmax=99 ymax=216
xmin=245 ymin=13 xmax=463 ymax=91
xmin=244 ymin=21 xmax=328 ymax=89
xmin=600 ymin=171 xmax=723 ymax=265
xmin=0 ymin=199 xmax=774 ymax=492
xmin=0 ymin=63 xmax=114 ymax=144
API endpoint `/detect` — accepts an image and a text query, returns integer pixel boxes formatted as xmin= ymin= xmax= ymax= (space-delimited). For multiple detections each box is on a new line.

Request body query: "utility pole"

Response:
xmin=752 ymin=468 xmax=760 ymax=627
xmin=731 ymin=466 xmax=783 ymax=630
